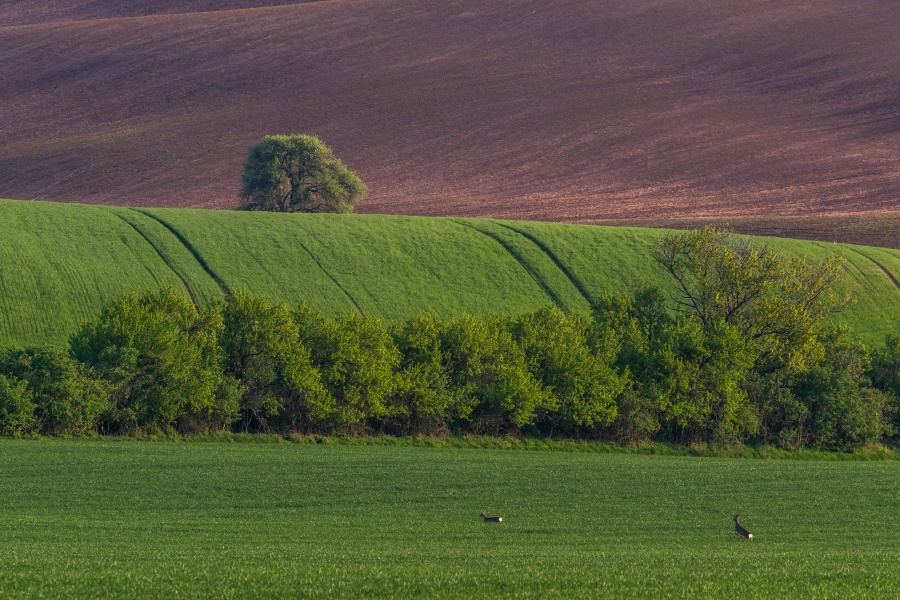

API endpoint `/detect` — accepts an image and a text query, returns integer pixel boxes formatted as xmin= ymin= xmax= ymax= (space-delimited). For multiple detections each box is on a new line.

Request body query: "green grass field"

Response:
xmin=0 ymin=440 xmax=897 ymax=598
xmin=2 ymin=198 xmax=900 ymax=347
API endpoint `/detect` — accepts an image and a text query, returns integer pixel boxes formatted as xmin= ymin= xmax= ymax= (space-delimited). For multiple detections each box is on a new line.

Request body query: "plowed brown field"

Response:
xmin=1 ymin=0 xmax=898 ymax=224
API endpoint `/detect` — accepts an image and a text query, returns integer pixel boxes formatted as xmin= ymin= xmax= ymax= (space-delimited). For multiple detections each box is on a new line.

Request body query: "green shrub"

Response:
xmin=296 ymin=305 xmax=400 ymax=431
xmin=513 ymin=306 xmax=625 ymax=433
xmin=390 ymin=311 xmax=459 ymax=435
xmin=0 ymin=373 xmax=36 ymax=435
xmin=221 ymin=290 xmax=327 ymax=432
xmin=793 ymin=327 xmax=890 ymax=448
xmin=70 ymin=289 xmax=239 ymax=433
xmin=0 ymin=348 xmax=108 ymax=436
xmin=439 ymin=314 xmax=548 ymax=433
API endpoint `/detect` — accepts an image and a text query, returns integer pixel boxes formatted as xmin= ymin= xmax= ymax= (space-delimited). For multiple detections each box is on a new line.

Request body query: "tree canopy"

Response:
xmin=239 ymin=134 xmax=367 ymax=213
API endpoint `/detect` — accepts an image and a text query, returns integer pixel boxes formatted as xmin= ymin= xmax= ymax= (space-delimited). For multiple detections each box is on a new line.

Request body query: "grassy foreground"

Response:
xmin=2 ymin=199 xmax=900 ymax=347
xmin=0 ymin=440 xmax=897 ymax=598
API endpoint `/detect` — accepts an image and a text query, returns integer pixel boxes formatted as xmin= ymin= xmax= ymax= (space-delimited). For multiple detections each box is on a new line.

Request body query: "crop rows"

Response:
xmin=0 ymin=440 xmax=897 ymax=597
xmin=2 ymin=199 xmax=900 ymax=348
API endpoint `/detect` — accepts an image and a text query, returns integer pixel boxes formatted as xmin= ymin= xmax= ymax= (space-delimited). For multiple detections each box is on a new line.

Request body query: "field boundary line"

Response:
xmin=132 ymin=209 xmax=232 ymax=295
xmin=490 ymin=221 xmax=594 ymax=305
xmin=291 ymin=237 xmax=364 ymax=315
xmin=847 ymin=247 xmax=900 ymax=293
xmin=451 ymin=219 xmax=566 ymax=309
xmin=104 ymin=208 xmax=201 ymax=310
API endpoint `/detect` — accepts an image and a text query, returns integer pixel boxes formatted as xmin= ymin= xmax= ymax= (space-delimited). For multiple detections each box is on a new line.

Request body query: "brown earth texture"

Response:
xmin=1 ymin=0 xmax=898 ymax=233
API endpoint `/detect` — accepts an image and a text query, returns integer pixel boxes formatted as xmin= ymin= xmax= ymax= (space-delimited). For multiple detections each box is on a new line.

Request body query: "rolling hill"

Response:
xmin=0 ymin=0 xmax=898 ymax=228
xmin=2 ymin=198 xmax=899 ymax=348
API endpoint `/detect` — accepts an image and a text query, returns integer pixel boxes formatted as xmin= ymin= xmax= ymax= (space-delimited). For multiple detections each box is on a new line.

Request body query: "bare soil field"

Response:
xmin=606 ymin=213 xmax=900 ymax=250
xmin=1 ymin=0 xmax=898 ymax=224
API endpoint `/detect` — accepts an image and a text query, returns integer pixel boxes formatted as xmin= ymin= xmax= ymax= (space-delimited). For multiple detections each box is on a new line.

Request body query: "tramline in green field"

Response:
xmin=0 ymin=440 xmax=897 ymax=598
xmin=2 ymin=198 xmax=900 ymax=347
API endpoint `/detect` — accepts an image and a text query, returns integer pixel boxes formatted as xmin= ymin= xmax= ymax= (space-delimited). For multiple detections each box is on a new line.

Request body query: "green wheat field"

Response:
xmin=0 ymin=439 xmax=897 ymax=598
xmin=2 ymin=199 xmax=900 ymax=348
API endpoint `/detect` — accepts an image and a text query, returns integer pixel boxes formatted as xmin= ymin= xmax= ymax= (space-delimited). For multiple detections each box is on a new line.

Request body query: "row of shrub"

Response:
xmin=0 ymin=285 xmax=898 ymax=448
xmin=3 ymin=227 xmax=900 ymax=448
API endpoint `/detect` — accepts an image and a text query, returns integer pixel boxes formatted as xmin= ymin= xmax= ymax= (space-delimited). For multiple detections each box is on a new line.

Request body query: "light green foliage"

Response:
xmin=240 ymin=134 xmax=366 ymax=213
xmin=221 ymin=291 xmax=327 ymax=432
xmin=659 ymin=227 xmax=848 ymax=373
xmin=0 ymin=348 xmax=109 ymax=436
xmin=0 ymin=373 xmax=35 ymax=435
xmin=69 ymin=289 xmax=239 ymax=433
xmin=513 ymin=306 xmax=624 ymax=430
xmin=296 ymin=305 xmax=400 ymax=431
xmin=440 ymin=314 xmax=548 ymax=431
xmin=390 ymin=311 xmax=461 ymax=434
xmin=0 ymin=441 xmax=898 ymax=598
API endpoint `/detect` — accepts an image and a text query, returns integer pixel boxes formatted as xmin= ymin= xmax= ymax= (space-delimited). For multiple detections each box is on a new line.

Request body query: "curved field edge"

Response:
xmin=1 ymin=198 xmax=899 ymax=347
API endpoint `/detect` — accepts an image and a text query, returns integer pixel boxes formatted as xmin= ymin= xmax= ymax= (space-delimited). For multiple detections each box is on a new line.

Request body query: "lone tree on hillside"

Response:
xmin=239 ymin=134 xmax=367 ymax=213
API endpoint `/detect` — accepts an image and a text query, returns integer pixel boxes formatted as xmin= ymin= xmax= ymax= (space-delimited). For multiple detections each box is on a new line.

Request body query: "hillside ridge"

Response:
xmin=1 ymin=199 xmax=899 ymax=348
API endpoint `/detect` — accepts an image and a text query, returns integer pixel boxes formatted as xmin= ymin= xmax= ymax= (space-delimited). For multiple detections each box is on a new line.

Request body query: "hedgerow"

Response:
xmin=2 ymin=229 xmax=898 ymax=448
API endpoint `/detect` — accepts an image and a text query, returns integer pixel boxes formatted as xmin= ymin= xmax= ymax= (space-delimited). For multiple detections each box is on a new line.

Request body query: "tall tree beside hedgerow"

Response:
xmin=239 ymin=134 xmax=367 ymax=213
xmin=658 ymin=227 xmax=849 ymax=373
xmin=69 ymin=289 xmax=240 ymax=433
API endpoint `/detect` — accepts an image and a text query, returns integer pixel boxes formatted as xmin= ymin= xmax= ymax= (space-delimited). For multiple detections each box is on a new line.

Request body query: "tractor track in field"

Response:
xmin=291 ymin=238 xmax=364 ymax=315
xmin=105 ymin=208 xmax=201 ymax=310
xmin=847 ymin=248 xmax=900 ymax=293
xmin=132 ymin=209 xmax=232 ymax=296
xmin=490 ymin=221 xmax=594 ymax=305
xmin=452 ymin=219 xmax=566 ymax=310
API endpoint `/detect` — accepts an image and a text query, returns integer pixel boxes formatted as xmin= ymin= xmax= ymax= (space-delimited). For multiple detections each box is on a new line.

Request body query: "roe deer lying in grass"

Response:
xmin=481 ymin=510 xmax=502 ymax=523
xmin=733 ymin=515 xmax=753 ymax=540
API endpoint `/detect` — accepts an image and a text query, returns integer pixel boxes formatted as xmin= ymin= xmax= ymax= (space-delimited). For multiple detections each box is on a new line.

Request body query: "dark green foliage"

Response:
xmin=870 ymin=333 xmax=900 ymax=439
xmin=870 ymin=333 xmax=900 ymax=399
xmin=792 ymin=327 xmax=891 ymax=448
xmin=744 ymin=370 xmax=809 ymax=448
xmin=239 ymin=135 xmax=367 ymax=213
xmin=0 ymin=373 xmax=35 ymax=435
xmin=0 ymin=348 xmax=108 ymax=436
xmin=69 ymin=289 xmax=239 ymax=433
xmin=221 ymin=291 xmax=327 ymax=432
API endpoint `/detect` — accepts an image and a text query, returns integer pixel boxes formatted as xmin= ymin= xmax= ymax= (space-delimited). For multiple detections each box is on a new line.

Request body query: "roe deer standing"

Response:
xmin=733 ymin=514 xmax=753 ymax=540
xmin=481 ymin=510 xmax=502 ymax=523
